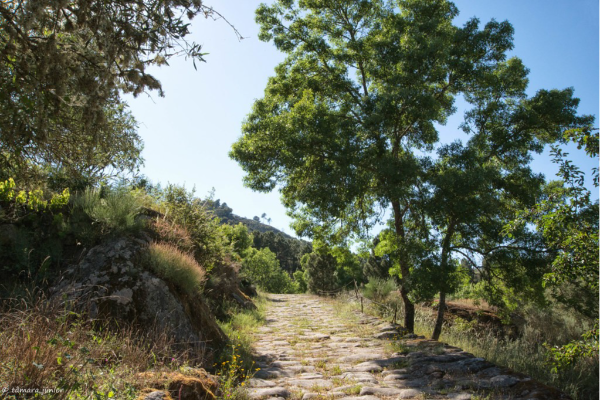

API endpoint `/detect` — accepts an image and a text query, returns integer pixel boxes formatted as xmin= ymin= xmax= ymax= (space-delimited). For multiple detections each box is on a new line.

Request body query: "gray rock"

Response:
xmin=50 ymin=238 xmax=226 ymax=350
xmin=382 ymin=369 xmax=408 ymax=376
xmin=490 ymin=375 xmax=519 ymax=387
xmin=400 ymin=379 xmax=428 ymax=388
xmin=271 ymin=361 xmax=302 ymax=368
xmin=338 ymin=397 xmax=380 ymax=400
xmin=374 ymin=331 xmax=399 ymax=340
xmin=447 ymin=393 xmax=472 ymax=400
xmin=296 ymin=373 xmax=324 ymax=379
xmin=339 ymin=372 xmax=378 ymax=384
xmin=249 ymin=368 xmax=291 ymax=380
xmin=337 ymin=353 xmax=384 ymax=363
xmin=347 ymin=362 xmax=383 ymax=373
xmin=287 ymin=379 xmax=333 ymax=389
xmin=360 ymin=387 xmax=405 ymax=396
xmin=383 ymin=374 xmax=410 ymax=382
xmin=248 ymin=387 xmax=291 ymax=399
xmin=142 ymin=391 xmax=171 ymax=400
xmin=398 ymin=389 xmax=425 ymax=399
xmin=248 ymin=379 xmax=277 ymax=388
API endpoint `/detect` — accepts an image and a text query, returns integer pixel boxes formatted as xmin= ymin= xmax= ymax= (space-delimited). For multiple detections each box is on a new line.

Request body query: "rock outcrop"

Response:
xmin=51 ymin=237 xmax=227 ymax=357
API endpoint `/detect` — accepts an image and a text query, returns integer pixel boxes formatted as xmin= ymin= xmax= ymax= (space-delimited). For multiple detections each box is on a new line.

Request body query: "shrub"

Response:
xmin=293 ymin=270 xmax=308 ymax=293
xmin=241 ymin=248 xmax=295 ymax=294
xmin=144 ymin=242 xmax=206 ymax=296
xmin=74 ymin=186 xmax=143 ymax=235
xmin=156 ymin=184 xmax=225 ymax=270
xmin=363 ymin=277 xmax=396 ymax=304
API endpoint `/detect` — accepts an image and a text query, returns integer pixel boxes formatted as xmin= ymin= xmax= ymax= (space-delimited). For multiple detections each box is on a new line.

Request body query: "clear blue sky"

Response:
xmin=125 ymin=0 xmax=599 ymax=237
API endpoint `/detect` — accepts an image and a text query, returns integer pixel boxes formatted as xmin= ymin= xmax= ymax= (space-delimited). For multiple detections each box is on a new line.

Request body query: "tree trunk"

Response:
xmin=391 ymin=199 xmax=415 ymax=333
xmin=400 ymin=286 xmax=415 ymax=333
xmin=432 ymin=290 xmax=445 ymax=340
xmin=431 ymin=221 xmax=455 ymax=341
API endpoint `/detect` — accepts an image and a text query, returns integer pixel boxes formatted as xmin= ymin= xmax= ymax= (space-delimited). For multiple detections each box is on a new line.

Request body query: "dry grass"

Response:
xmin=144 ymin=242 xmax=206 ymax=296
xmin=150 ymin=217 xmax=196 ymax=253
xmin=0 ymin=291 xmax=204 ymax=399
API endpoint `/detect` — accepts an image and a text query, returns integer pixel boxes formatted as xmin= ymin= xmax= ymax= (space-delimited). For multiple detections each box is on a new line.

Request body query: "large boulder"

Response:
xmin=51 ymin=237 xmax=227 ymax=357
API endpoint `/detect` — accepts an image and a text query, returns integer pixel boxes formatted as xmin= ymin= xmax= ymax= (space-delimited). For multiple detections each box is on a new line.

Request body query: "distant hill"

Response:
xmin=204 ymin=199 xmax=297 ymax=240
xmin=204 ymin=199 xmax=312 ymax=273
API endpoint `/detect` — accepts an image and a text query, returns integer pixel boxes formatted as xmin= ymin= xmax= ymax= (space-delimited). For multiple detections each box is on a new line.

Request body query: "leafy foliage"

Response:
xmin=241 ymin=248 xmax=295 ymax=294
xmin=362 ymin=277 xmax=396 ymax=305
xmin=230 ymin=0 xmax=529 ymax=332
xmin=300 ymin=251 xmax=338 ymax=294
xmin=154 ymin=184 xmax=225 ymax=270
xmin=0 ymin=0 xmax=234 ymax=184
xmin=74 ymin=186 xmax=144 ymax=236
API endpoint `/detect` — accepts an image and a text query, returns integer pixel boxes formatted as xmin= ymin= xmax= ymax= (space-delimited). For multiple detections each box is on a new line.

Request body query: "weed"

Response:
xmin=330 ymin=365 xmax=342 ymax=375
xmin=74 ymin=186 xmax=143 ymax=235
xmin=217 ymin=295 xmax=266 ymax=373
xmin=389 ymin=359 xmax=410 ymax=369
xmin=216 ymin=343 xmax=254 ymax=400
xmin=309 ymin=384 xmax=328 ymax=393
xmin=342 ymin=384 xmax=362 ymax=395
xmin=386 ymin=340 xmax=411 ymax=355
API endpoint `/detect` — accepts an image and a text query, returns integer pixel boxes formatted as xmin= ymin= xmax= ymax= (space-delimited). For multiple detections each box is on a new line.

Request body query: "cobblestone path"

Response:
xmin=247 ymin=294 xmax=568 ymax=400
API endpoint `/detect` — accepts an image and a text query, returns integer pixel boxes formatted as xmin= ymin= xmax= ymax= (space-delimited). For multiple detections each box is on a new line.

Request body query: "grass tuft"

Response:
xmin=144 ymin=242 xmax=206 ymax=296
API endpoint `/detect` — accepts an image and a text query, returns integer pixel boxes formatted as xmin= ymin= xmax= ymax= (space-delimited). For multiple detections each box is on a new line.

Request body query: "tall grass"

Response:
xmin=0 ymin=292 xmax=202 ymax=400
xmin=217 ymin=294 xmax=266 ymax=370
xmin=413 ymin=305 xmax=598 ymax=400
xmin=215 ymin=294 xmax=267 ymax=400
xmin=143 ymin=242 xmax=207 ymax=296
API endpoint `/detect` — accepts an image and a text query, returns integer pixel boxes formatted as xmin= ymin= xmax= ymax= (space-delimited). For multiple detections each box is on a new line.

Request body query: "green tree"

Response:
xmin=293 ymin=269 xmax=308 ymax=293
xmin=301 ymin=251 xmax=338 ymax=294
xmin=0 ymin=0 xmax=237 ymax=184
xmin=220 ymin=223 xmax=253 ymax=260
xmin=423 ymin=64 xmax=592 ymax=338
xmin=506 ymin=127 xmax=599 ymax=372
xmin=242 ymin=247 xmax=294 ymax=293
xmin=231 ymin=0 xmax=519 ymax=332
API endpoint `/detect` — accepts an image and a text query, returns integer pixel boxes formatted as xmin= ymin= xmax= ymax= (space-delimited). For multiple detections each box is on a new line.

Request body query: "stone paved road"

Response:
xmin=247 ymin=294 xmax=569 ymax=400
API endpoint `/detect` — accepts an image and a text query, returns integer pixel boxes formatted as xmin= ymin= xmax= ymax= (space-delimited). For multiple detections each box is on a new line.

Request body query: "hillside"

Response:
xmin=204 ymin=199 xmax=298 ymax=240
xmin=204 ymin=199 xmax=312 ymax=274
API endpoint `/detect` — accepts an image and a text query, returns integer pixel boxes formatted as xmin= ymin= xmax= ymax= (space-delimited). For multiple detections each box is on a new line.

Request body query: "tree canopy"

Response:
xmin=1 ymin=0 xmax=234 ymax=185
xmin=230 ymin=0 xmax=593 ymax=333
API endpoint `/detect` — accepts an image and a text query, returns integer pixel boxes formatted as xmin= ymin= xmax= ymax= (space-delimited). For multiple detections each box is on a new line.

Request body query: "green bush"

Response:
xmin=156 ymin=184 xmax=225 ymax=271
xmin=363 ymin=277 xmax=396 ymax=304
xmin=293 ymin=270 xmax=308 ymax=293
xmin=143 ymin=242 xmax=206 ymax=296
xmin=74 ymin=186 xmax=143 ymax=235
xmin=241 ymin=248 xmax=295 ymax=293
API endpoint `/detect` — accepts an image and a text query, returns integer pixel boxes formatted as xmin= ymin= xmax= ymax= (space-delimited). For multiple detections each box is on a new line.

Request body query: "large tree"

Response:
xmin=1 ymin=0 xmax=236 ymax=184
xmin=423 ymin=57 xmax=592 ymax=339
xmin=231 ymin=0 xmax=518 ymax=332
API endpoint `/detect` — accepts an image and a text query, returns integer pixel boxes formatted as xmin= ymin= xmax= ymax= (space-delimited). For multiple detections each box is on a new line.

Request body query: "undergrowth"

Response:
xmin=0 ymin=291 xmax=203 ymax=400
xmin=334 ymin=291 xmax=597 ymax=400
xmin=413 ymin=306 xmax=598 ymax=400
xmin=215 ymin=293 xmax=267 ymax=400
